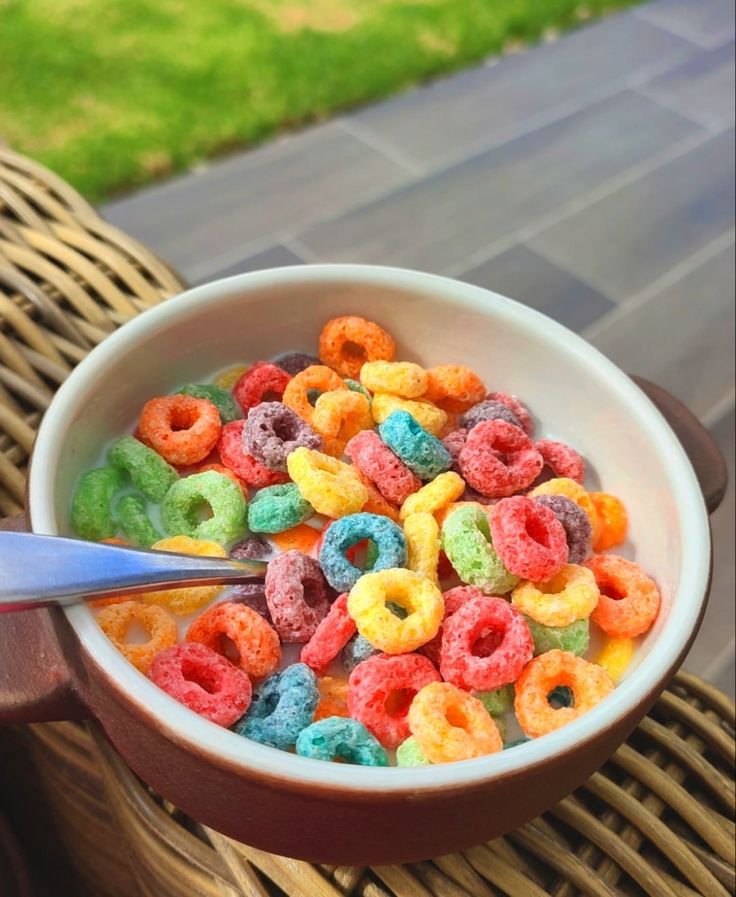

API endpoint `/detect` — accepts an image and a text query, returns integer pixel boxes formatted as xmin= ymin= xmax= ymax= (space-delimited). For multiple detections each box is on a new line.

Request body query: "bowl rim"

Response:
xmin=29 ymin=263 xmax=711 ymax=793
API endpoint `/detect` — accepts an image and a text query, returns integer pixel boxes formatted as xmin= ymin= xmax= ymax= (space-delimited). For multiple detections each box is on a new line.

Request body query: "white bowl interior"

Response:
xmin=29 ymin=265 xmax=710 ymax=791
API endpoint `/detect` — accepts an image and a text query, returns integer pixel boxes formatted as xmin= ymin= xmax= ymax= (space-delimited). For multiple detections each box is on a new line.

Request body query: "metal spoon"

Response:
xmin=0 ymin=532 xmax=269 ymax=612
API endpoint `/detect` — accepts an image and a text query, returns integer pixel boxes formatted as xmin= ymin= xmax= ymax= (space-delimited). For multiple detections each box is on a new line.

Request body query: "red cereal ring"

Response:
xmin=348 ymin=653 xmax=441 ymax=748
xmin=586 ymin=554 xmax=660 ymax=638
xmin=440 ymin=595 xmax=534 ymax=691
xmin=148 ymin=642 xmax=252 ymax=727
xmin=186 ymin=601 xmax=281 ymax=680
xmin=232 ymin=361 xmax=290 ymax=415
xmin=319 ymin=316 xmax=396 ymax=379
xmin=459 ymin=419 xmax=543 ymax=497
xmin=217 ymin=420 xmax=289 ymax=487
xmin=420 ymin=584 xmax=486 ymax=665
xmin=265 ymin=550 xmax=331 ymax=643
xmin=300 ymin=593 xmax=357 ymax=672
xmin=345 ymin=429 xmax=421 ymax=505
xmin=536 ymin=439 xmax=585 ymax=484
xmin=486 ymin=392 xmax=534 ymax=436
xmin=138 ymin=395 xmax=222 ymax=466
xmin=490 ymin=495 xmax=569 ymax=581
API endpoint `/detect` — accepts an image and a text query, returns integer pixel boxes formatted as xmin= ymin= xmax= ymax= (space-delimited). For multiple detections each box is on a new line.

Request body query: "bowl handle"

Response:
xmin=0 ymin=514 xmax=90 ymax=723
xmin=631 ymin=376 xmax=728 ymax=515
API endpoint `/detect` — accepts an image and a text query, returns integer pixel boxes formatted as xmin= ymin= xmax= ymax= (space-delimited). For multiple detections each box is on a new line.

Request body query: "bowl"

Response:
xmin=2 ymin=265 xmax=716 ymax=863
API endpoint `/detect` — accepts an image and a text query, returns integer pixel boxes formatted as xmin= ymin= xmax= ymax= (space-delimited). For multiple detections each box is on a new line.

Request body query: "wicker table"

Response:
xmin=1 ymin=149 xmax=734 ymax=897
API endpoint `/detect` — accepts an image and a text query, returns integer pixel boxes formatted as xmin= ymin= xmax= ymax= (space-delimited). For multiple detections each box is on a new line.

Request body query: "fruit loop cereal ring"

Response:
xmin=149 ymin=643 xmax=251 ymax=727
xmin=319 ymin=513 xmax=407 ymax=592
xmin=195 ymin=463 xmax=248 ymax=497
xmin=138 ymin=395 xmax=221 ymax=466
xmin=282 ymin=365 xmax=347 ymax=427
xmin=296 ymin=717 xmax=389 ymax=766
xmin=115 ymin=494 xmax=161 ymax=547
xmin=345 ymin=430 xmax=421 ymax=505
xmin=162 ymin=470 xmax=247 ymax=544
xmin=396 ymin=736 xmax=431 ymax=766
xmin=358 ymin=473 xmax=401 ymax=521
xmin=486 ymin=392 xmax=534 ymax=436
xmin=441 ymin=504 xmax=519 ymax=595
xmin=218 ymin=420 xmax=289 ymax=487
xmin=143 ymin=536 xmax=227 ymax=615
xmin=108 ymin=435 xmax=179 ymax=502
xmin=247 ymin=483 xmax=313 ymax=534
xmin=594 ymin=636 xmax=635 ymax=683
xmin=359 ymin=361 xmax=428 ymax=399
xmin=514 ymin=650 xmax=614 ymax=738
xmin=348 ymin=653 xmax=441 ymax=748
xmin=271 ymin=523 xmax=322 ymax=556
xmin=244 ymin=402 xmax=323 ymax=471
xmin=301 ymin=593 xmax=357 ymax=672
xmin=586 ymin=555 xmax=660 ymax=638
xmin=319 ymin=315 xmax=396 ymax=380
xmin=275 ymin=352 xmax=320 ymax=376
xmin=589 ymin=492 xmax=629 ymax=551
xmin=178 ymin=384 xmax=241 ymax=424
xmin=525 ymin=616 xmax=590 ymax=657
xmin=312 ymin=389 xmax=374 ymax=456
xmin=287 ymin=447 xmax=367 ymax=518
xmin=342 ymin=633 xmax=380 ymax=673
xmin=399 ymin=471 xmax=465 ymax=521
xmin=460 ymin=399 xmax=522 ymax=432
xmin=229 ymin=583 xmax=271 ymax=621
xmin=403 ymin=512 xmax=440 ymax=586
xmin=186 ymin=600 xmax=281 ymax=680
xmin=232 ymin=361 xmax=290 ymax=416
xmin=408 ymin=682 xmax=502 ymax=763
xmin=424 ymin=365 xmax=486 ymax=413
xmin=71 ymin=466 xmax=126 ymax=540
xmin=533 ymin=494 xmax=592 ymax=565
xmin=372 ymin=394 xmax=447 ymax=436
xmin=96 ymin=600 xmax=177 ymax=673
xmin=314 ymin=676 xmax=350 ymax=721
xmin=490 ymin=496 xmax=568 ymax=582
xmin=512 ymin=564 xmax=599 ymax=628
xmin=536 ymin=439 xmax=585 ymax=484
xmin=215 ymin=364 xmax=248 ymax=390
xmin=419 ymin=583 xmax=487 ymax=664
xmin=530 ymin=478 xmax=602 ymax=545
xmin=347 ymin=568 xmax=444 ymax=654
xmin=345 ymin=378 xmax=372 ymax=401
xmin=442 ymin=429 xmax=468 ymax=473
xmin=475 ymin=684 xmax=515 ymax=717
xmin=378 ymin=411 xmax=452 ymax=480
xmin=231 ymin=536 xmax=273 ymax=561
xmin=459 ymin=419 xmax=543 ymax=498
xmin=440 ymin=595 xmax=534 ymax=691
xmin=235 ymin=663 xmax=319 ymax=749
xmin=265 ymin=550 xmax=331 ymax=643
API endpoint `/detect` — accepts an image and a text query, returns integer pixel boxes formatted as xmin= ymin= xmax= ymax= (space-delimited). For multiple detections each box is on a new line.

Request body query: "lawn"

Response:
xmin=1 ymin=0 xmax=640 ymax=202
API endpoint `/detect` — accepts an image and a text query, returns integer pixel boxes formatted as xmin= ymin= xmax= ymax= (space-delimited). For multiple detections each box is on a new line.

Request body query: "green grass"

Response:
xmin=0 ymin=0 xmax=640 ymax=202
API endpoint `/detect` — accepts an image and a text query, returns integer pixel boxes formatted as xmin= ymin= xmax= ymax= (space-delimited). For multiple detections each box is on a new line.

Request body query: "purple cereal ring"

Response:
xmin=228 ymin=583 xmax=271 ymax=622
xmin=230 ymin=536 xmax=273 ymax=561
xmin=275 ymin=353 xmax=321 ymax=376
xmin=265 ymin=550 xmax=331 ymax=643
xmin=244 ymin=402 xmax=323 ymax=471
xmin=460 ymin=400 xmax=521 ymax=431
xmin=533 ymin=494 xmax=592 ymax=565
xmin=442 ymin=428 xmax=468 ymax=473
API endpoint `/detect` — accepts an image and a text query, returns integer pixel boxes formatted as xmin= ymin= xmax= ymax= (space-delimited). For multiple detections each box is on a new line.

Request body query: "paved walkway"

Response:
xmin=104 ymin=0 xmax=735 ymax=695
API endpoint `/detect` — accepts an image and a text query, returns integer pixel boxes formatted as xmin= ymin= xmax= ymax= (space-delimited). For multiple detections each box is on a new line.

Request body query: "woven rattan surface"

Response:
xmin=0 ymin=150 xmax=734 ymax=897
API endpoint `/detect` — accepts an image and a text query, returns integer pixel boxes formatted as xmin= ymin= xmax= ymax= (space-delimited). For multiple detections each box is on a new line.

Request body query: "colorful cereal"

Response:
xmin=535 ymin=439 xmax=585 ymax=484
xmin=403 ymin=512 xmax=441 ymax=586
xmin=594 ymin=636 xmax=636 ymax=683
xmin=177 ymin=384 xmax=241 ymax=424
xmin=232 ymin=361 xmax=290 ymax=416
xmin=282 ymin=365 xmax=346 ymax=427
xmin=97 ymin=600 xmax=177 ymax=673
xmin=265 ymin=550 xmax=331 ymax=643
xmin=319 ymin=512 xmax=407 ymax=592
xmin=490 ymin=496 xmax=568 ymax=582
xmin=244 ymin=402 xmax=323 ymax=471
xmin=359 ymin=361 xmax=428 ymax=399
xmin=247 ymin=483 xmax=313 ymax=534
xmin=511 ymin=564 xmax=599 ymax=628
xmin=525 ymin=616 xmax=590 ymax=657
xmin=345 ymin=429 xmax=421 ymax=505
xmin=459 ymin=419 xmax=543 ymax=497
xmin=287 ymin=447 xmax=367 ymax=518
xmin=312 ymin=389 xmax=374 ymax=456
xmin=586 ymin=555 xmax=661 ymax=638
xmin=399 ymin=471 xmax=465 ymax=521
xmin=218 ymin=420 xmax=289 ymax=487
xmin=142 ymin=536 xmax=227 ymax=615
xmin=533 ymin=494 xmax=592 ymax=565
xmin=108 ymin=435 xmax=179 ymax=502
xmin=301 ymin=593 xmax=357 ymax=672
xmin=138 ymin=395 xmax=221 ymax=466
xmin=235 ymin=663 xmax=319 ymax=749
xmin=441 ymin=504 xmax=519 ymax=595
xmin=162 ymin=470 xmax=247 ymax=544
xmin=589 ymin=492 xmax=629 ymax=551
xmin=372 ymin=394 xmax=447 ymax=436
xmin=114 ymin=493 xmax=161 ymax=547
xmin=71 ymin=466 xmax=126 ymax=540
xmin=378 ymin=410 xmax=452 ymax=480
xmin=319 ymin=315 xmax=395 ymax=380
xmin=424 ymin=365 xmax=485 ymax=413
xmin=296 ymin=717 xmax=389 ymax=766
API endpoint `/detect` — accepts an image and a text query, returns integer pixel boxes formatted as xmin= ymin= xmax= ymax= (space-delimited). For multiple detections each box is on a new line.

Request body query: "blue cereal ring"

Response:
xmin=247 ymin=483 xmax=313 ymax=534
xmin=319 ymin=512 xmax=407 ymax=591
xmin=295 ymin=717 xmax=389 ymax=766
xmin=235 ymin=663 xmax=318 ymax=749
xmin=378 ymin=411 xmax=451 ymax=480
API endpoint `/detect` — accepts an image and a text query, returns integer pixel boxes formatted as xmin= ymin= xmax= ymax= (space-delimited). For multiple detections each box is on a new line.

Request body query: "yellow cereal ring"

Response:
xmin=214 ymin=364 xmax=248 ymax=389
xmin=287 ymin=447 xmax=368 ymax=518
xmin=96 ymin=600 xmax=177 ymax=673
xmin=359 ymin=361 xmax=428 ymax=399
xmin=530 ymin=477 xmax=603 ymax=545
xmin=594 ymin=637 xmax=635 ymax=683
xmin=141 ymin=536 xmax=227 ymax=614
xmin=400 ymin=471 xmax=466 ymax=521
xmin=408 ymin=682 xmax=502 ymax=763
xmin=371 ymin=393 xmax=447 ymax=436
xmin=347 ymin=568 xmax=443 ymax=654
xmin=282 ymin=365 xmax=347 ymax=427
xmin=312 ymin=389 xmax=374 ymax=457
xmin=589 ymin=492 xmax=628 ymax=551
xmin=403 ymin=512 xmax=440 ymax=586
xmin=511 ymin=564 xmax=599 ymax=628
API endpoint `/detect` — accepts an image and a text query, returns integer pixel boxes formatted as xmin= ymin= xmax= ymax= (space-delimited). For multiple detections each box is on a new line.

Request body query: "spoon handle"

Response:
xmin=0 ymin=532 xmax=267 ymax=612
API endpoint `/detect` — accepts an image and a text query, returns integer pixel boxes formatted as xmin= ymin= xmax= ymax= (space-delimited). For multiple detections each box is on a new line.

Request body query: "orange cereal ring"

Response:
xmin=589 ymin=492 xmax=628 ymax=551
xmin=96 ymin=600 xmax=177 ymax=673
xmin=271 ymin=522 xmax=323 ymax=556
xmin=282 ymin=365 xmax=346 ymax=427
xmin=138 ymin=395 xmax=221 ymax=466
xmin=424 ymin=365 xmax=486 ymax=413
xmin=586 ymin=554 xmax=660 ymax=638
xmin=359 ymin=361 xmax=428 ymax=399
xmin=312 ymin=389 xmax=374 ymax=456
xmin=141 ymin=536 xmax=227 ymax=615
xmin=319 ymin=316 xmax=395 ymax=379
xmin=314 ymin=676 xmax=350 ymax=721
xmin=186 ymin=601 xmax=281 ymax=680
xmin=408 ymin=682 xmax=502 ymax=763
xmin=515 ymin=650 xmax=615 ymax=738
xmin=530 ymin=477 xmax=603 ymax=545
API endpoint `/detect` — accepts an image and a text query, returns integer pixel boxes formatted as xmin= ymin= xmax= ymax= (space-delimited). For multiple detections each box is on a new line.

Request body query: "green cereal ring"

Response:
xmin=475 ymin=684 xmax=515 ymax=717
xmin=115 ymin=494 xmax=162 ymax=547
xmin=108 ymin=435 xmax=179 ymax=503
xmin=525 ymin=616 xmax=590 ymax=657
xmin=162 ymin=470 xmax=247 ymax=544
xmin=247 ymin=483 xmax=313 ymax=534
xmin=345 ymin=379 xmax=372 ymax=403
xmin=71 ymin=466 xmax=125 ymax=540
xmin=396 ymin=736 xmax=431 ymax=767
xmin=177 ymin=384 xmax=241 ymax=423
xmin=441 ymin=504 xmax=519 ymax=595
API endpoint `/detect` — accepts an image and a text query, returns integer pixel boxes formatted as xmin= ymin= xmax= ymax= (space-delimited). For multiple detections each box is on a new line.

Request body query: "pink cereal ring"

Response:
xmin=536 ymin=439 xmax=585 ymax=484
xmin=300 ymin=593 xmax=357 ymax=672
xmin=265 ymin=550 xmax=331 ymax=643
xmin=486 ymin=392 xmax=534 ymax=436
xmin=490 ymin=495 xmax=569 ymax=581
xmin=218 ymin=420 xmax=289 ymax=487
xmin=440 ymin=595 xmax=533 ymax=691
xmin=458 ymin=419 xmax=543 ymax=497
xmin=232 ymin=362 xmax=290 ymax=415
xmin=420 ymin=585 xmax=486 ymax=665
xmin=345 ymin=429 xmax=421 ymax=505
